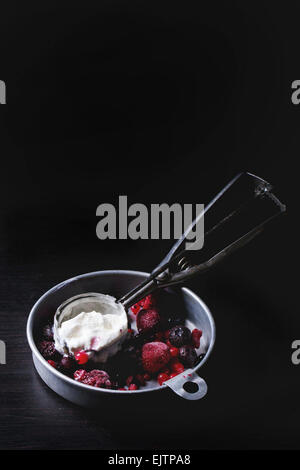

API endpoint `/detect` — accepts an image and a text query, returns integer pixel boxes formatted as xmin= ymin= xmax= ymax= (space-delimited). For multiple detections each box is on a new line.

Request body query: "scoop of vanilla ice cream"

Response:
xmin=54 ymin=294 xmax=128 ymax=362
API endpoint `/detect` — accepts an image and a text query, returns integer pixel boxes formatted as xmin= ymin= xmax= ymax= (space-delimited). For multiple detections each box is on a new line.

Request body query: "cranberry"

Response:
xmin=171 ymin=360 xmax=185 ymax=374
xmin=169 ymin=346 xmax=179 ymax=358
xmin=75 ymin=350 xmax=89 ymax=365
xmin=164 ymin=330 xmax=170 ymax=339
xmin=128 ymin=383 xmax=138 ymax=390
xmin=191 ymin=328 xmax=202 ymax=348
xmin=157 ymin=372 xmax=169 ymax=386
xmin=118 ymin=388 xmax=126 ymax=391
xmin=143 ymin=373 xmax=151 ymax=381
xmin=169 ymin=325 xmax=191 ymax=348
xmin=47 ymin=360 xmax=57 ymax=368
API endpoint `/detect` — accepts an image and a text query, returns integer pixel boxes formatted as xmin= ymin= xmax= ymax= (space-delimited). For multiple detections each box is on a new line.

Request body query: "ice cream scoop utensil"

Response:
xmin=118 ymin=172 xmax=286 ymax=309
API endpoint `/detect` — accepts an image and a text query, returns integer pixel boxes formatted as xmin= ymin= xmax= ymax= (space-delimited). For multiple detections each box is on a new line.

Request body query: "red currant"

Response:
xmin=169 ymin=346 xmax=179 ymax=357
xmin=169 ymin=372 xmax=178 ymax=379
xmin=192 ymin=328 xmax=202 ymax=348
xmin=126 ymin=375 xmax=134 ymax=386
xmin=171 ymin=360 xmax=185 ymax=374
xmin=131 ymin=303 xmax=140 ymax=315
xmin=47 ymin=360 xmax=57 ymax=368
xmin=157 ymin=372 xmax=169 ymax=386
xmin=75 ymin=350 xmax=89 ymax=365
xmin=128 ymin=383 xmax=138 ymax=391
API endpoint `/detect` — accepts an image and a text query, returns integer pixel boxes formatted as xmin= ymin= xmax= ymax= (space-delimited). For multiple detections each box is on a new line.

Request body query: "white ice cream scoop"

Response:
xmin=54 ymin=293 xmax=128 ymax=363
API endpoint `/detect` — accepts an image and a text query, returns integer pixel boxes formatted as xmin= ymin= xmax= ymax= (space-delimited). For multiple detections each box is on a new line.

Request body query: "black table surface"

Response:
xmin=0 ymin=216 xmax=297 ymax=449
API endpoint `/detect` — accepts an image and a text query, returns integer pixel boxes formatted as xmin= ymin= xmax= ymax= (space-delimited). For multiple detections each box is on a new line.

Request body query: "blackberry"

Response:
xmin=38 ymin=340 xmax=59 ymax=360
xmin=42 ymin=323 xmax=54 ymax=341
xmin=179 ymin=345 xmax=197 ymax=367
xmin=169 ymin=325 xmax=191 ymax=348
xmin=165 ymin=312 xmax=185 ymax=328
xmin=60 ymin=355 xmax=76 ymax=371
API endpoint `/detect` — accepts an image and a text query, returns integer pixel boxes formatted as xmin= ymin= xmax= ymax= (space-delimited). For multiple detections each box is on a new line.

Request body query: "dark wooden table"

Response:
xmin=0 ymin=217 xmax=298 ymax=449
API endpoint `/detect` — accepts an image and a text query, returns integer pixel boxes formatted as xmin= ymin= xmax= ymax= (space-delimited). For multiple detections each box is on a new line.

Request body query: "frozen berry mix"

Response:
xmin=37 ymin=293 xmax=205 ymax=390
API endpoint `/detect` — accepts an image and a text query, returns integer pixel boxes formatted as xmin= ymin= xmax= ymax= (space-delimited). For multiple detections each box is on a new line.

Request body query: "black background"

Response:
xmin=0 ymin=0 xmax=298 ymax=450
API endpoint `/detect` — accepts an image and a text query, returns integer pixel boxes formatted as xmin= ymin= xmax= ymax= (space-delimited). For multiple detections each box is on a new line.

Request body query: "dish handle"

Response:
xmin=164 ymin=369 xmax=208 ymax=401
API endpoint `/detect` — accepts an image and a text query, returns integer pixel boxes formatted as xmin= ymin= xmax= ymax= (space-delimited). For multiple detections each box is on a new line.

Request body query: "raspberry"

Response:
xmin=142 ymin=342 xmax=171 ymax=374
xmin=191 ymin=328 xmax=202 ymax=348
xmin=74 ymin=369 xmax=111 ymax=388
xmin=136 ymin=309 xmax=161 ymax=334
xmin=74 ymin=369 xmax=87 ymax=381
xmin=141 ymin=295 xmax=156 ymax=310
xmin=157 ymin=372 xmax=169 ymax=386
xmin=75 ymin=350 xmax=89 ymax=365
xmin=131 ymin=295 xmax=156 ymax=315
